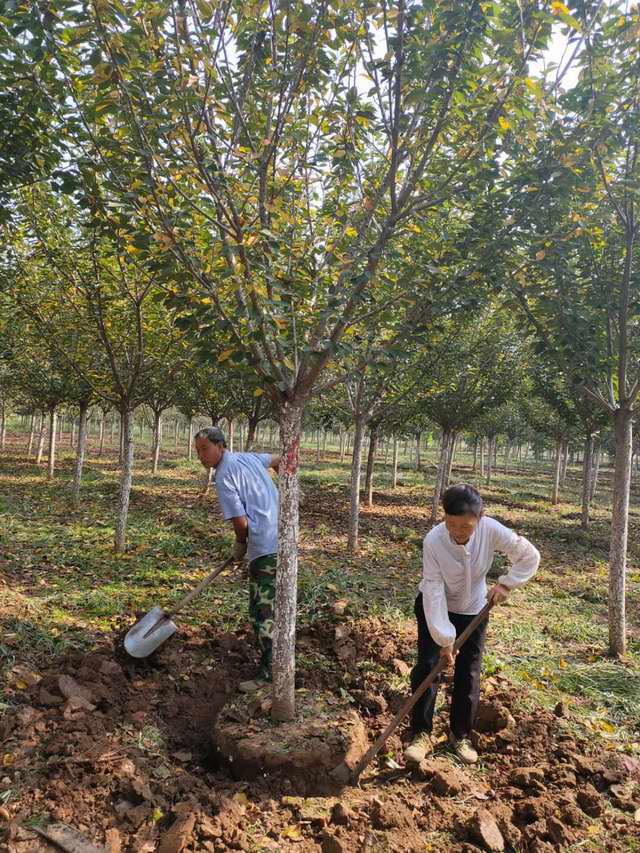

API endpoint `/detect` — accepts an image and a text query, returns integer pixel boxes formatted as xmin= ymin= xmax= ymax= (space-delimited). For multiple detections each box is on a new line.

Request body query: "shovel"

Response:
xmin=124 ymin=555 xmax=235 ymax=658
xmin=334 ymin=600 xmax=494 ymax=786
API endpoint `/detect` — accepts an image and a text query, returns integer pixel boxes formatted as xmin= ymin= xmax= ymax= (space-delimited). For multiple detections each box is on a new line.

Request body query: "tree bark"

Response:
xmin=479 ymin=437 xmax=485 ymax=479
xmin=115 ymin=407 xmax=135 ymax=553
xmin=70 ymin=417 xmax=76 ymax=448
xmin=119 ymin=410 xmax=125 ymax=466
xmin=431 ymin=429 xmax=451 ymax=521
xmin=315 ymin=429 xmax=321 ymax=463
xmin=228 ymin=418 xmax=234 ymax=452
xmin=272 ymin=400 xmax=303 ymax=722
xmin=503 ymin=441 xmax=510 ymax=475
xmin=0 ymin=399 xmax=6 ymax=451
xmin=99 ymin=411 xmax=107 ymax=457
xmin=27 ymin=414 xmax=36 ymax=456
xmin=364 ymin=426 xmax=378 ymax=507
xmin=445 ymin=431 xmax=457 ymax=486
xmin=152 ymin=410 xmax=162 ymax=474
xmin=472 ymin=437 xmax=478 ymax=474
xmin=415 ymin=431 xmax=421 ymax=471
xmin=47 ymin=407 xmax=57 ymax=479
xmin=71 ymin=401 xmax=90 ymax=509
xmin=609 ymin=409 xmax=632 ymax=656
xmin=392 ymin=435 xmax=399 ymax=489
xmin=590 ymin=441 xmax=601 ymax=502
xmin=485 ymin=437 xmax=494 ymax=485
xmin=246 ymin=417 xmax=258 ymax=451
xmin=188 ymin=416 xmax=194 ymax=459
xmin=174 ymin=416 xmax=179 ymax=448
xmin=348 ymin=416 xmax=367 ymax=552
xmin=560 ymin=439 xmax=569 ymax=488
xmin=551 ymin=438 xmax=562 ymax=505
xmin=338 ymin=430 xmax=345 ymax=463
xmin=36 ymin=414 xmax=46 ymax=464
xmin=580 ymin=434 xmax=594 ymax=528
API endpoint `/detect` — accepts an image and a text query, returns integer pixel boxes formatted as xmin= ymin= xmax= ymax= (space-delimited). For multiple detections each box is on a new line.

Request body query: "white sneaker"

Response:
xmin=449 ymin=733 xmax=478 ymax=764
xmin=404 ymin=732 xmax=433 ymax=766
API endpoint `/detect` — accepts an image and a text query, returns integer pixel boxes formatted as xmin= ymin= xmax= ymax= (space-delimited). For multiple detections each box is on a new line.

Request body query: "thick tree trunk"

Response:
xmin=71 ymin=401 xmax=90 ymax=509
xmin=47 ymin=408 xmax=57 ymax=479
xmin=431 ymin=430 xmax=451 ymax=521
xmin=152 ymin=411 xmax=162 ymax=474
xmin=272 ymin=400 xmax=304 ymax=722
xmin=392 ymin=435 xmax=399 ymax=489
xmin=348 ymin=417 xmax=367 ymax=552
xmin=581 ymin=434 xmax=594 ymax=528
xmin=115 ymin=407 xmax=134 ymax=553
xmin=590 ymin=441 xmax=601 ymax=502
xmin=27 ymin=414 xmax=36 ymax=456
xmin=609 ymin=409 xmax=632 ymax=656
xmin=551 ymin=438 xmax=563 ymax=505
xmin=364 ymin=426 xmax=378 ymax=507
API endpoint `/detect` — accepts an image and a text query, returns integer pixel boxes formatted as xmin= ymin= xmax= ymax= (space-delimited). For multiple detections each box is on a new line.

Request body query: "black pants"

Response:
xmin=411 ymin=593 xmax=488 ymax=739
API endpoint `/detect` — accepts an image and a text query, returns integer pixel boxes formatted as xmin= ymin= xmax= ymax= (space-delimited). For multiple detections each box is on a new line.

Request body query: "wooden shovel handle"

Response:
xmin=349 ymin=600 xmax=494 ymax=784
xmin=168 ymin=555 xmax=236 ymax=617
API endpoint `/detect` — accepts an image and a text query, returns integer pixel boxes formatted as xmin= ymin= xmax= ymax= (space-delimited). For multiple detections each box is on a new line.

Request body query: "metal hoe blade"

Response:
xmin=124 ymin=606 xmax=178 ymax=658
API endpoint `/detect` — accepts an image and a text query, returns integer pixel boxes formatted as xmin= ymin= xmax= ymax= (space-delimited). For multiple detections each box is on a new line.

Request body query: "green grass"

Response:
xmin=1 ymin=433 xmax=639 ymax=750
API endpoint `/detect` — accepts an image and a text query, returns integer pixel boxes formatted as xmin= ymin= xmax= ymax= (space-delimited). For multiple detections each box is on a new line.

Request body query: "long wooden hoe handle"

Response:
xmin=349 ymin=600 xmax=494 ymax=784
xmin=169 ymin=555 xmax=236 ymax=617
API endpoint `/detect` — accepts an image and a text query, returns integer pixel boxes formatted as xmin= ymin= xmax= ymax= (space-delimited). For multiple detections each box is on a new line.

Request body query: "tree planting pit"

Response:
xmin=212 ymin=687 xmax=369 ymax=795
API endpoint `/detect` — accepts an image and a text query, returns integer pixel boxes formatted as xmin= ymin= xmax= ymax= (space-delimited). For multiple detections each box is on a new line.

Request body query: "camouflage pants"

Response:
xmin=249 ymin=554 xmax=277 ymax=675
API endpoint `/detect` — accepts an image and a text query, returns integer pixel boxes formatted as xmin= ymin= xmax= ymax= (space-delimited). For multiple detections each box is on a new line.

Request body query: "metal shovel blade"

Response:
xmin=124 ymin=607 xmax=178 ymax=658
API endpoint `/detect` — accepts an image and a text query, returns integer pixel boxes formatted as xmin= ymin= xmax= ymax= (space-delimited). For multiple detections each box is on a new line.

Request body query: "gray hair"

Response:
xmin=194 ymin=426 xmax=226 ymax=446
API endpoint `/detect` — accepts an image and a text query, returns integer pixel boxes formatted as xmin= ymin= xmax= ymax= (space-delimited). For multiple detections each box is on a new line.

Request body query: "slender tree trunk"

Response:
xmin=272 ymin=400 xmax=304 ymax=722
xmin=315 ymin=429 xmax=321 ymax=463
xmin=115 ymin=407 xmax=134 ymax=553
xmin=174 ymin=417 xmax=179 ymax=448
xmin=47 ymin=408 xmax=57 ymax=479
xmin=338 ymin=431 xmax=345 ymax=463
xmin=609 ymin=409 xmax=632 ymax=657
xmin=486 ymin=437 xmax=495 ymax=485
xmin=0 ymin=399 xmax=6 ymax=451
xmin=364 ymin=426 xmax=378 ymax=507
xmin=246 ymin=417 xmax=258 ymax=451
xmin=415 ymin=431 xmax=421 ymax=471
xmin=69 ymin=417 xmax=76 ymax=448
xmin=152 ymin=410 xmax=162 ymax=474
xmin=119 ymin=410 xmax=125 ymax=466
xmin=581 ymin=434 xmax=594 ymax=528
xmin=503 ymin=442 xmax=510 ymax=475
xmin=36 ymin=414 xmax=46 ymax=464
xmin=99 ymin=412 xmax=106 ymax=457
xmin=560 ymin=439 xmax=569 ymax=488
xmin=392 ymin=435 xmax=399 ymax=490
xmin=431 ymin=430 xmax=451 ymax=521
xmin=590 ymin=441 xmax=601 ymax=502
xmin=479 ymin=437 xmax=485 ymax=479
xmin=551 ymin=438 xmax=562 ymax=505
xmin=348 ymin=416 xmax=367 ymax=552
xmin=472 ymin=437 xmax=478 ymax=474
xmin=71 ymin=401 xmax=90 ymax=509
xmin=445 ymin=431 xmax=457 ymax=486
xmin=228 ymin=418 xmax=234 ymax=453
xmin=188 ymin=416 xmax=194 ymax=460
xmin=27 ymin=414 xmax=36 ymax=456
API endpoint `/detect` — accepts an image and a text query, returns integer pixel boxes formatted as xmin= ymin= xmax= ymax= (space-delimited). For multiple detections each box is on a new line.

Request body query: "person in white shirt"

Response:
xmin=404 ymin=483 xmax=540 ymax=767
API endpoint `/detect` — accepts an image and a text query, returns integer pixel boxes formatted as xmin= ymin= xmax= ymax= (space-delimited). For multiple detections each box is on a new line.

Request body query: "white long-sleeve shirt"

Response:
xmin=419 ymin=516 xmax=540 ymax=647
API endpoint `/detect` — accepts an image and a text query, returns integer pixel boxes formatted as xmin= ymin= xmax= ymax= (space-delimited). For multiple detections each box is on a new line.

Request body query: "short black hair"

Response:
xmin=194 ymin=427 xmax=227 ymax=447
xmin=442 ymin=483 xmax=483 ymax=517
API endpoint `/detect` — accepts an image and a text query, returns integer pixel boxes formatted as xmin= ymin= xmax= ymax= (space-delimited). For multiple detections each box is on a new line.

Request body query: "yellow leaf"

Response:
xmin=2 ymin=754 xmax=13 ymax=767
xmin=344 ymin=226 xmax=357 ymax=238
xmin=559 ymin=659 xmax=567 ymax=669
xmin=551 ymin=1 xmax=569 ymax=14
xmin=281 ymin=825 xmax=303 ymax=841
xmin=498 ymin=116 xmax=511 ymax=132
xmin=218 ymin=349 xmax=234 ymax=363
xmin=253 ymin=387 xmax=264 ymax=397
xmin=15 ymin=680 xmax=28 ymax=690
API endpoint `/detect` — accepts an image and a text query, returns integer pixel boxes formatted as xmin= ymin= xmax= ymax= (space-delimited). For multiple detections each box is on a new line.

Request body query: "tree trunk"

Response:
xmin=315 ymin=429 xmax=321 ymax=463
xmin=36 ymin=414 xmax=46 ymax=464
xmin=119 ymin=410 xmax=125 ymax=466
xmin=364 ymin=426 xmax=378 ymax=507
xmin=392 ymin=435 xmax=399 ymax=489
xmin=174 ymin=417 xmax=179 ymax=448
xmin=152 ymin=410 xmax=162 ymax=474
xmin=99 ymin=412 xmax=106 ymax=457
xmin=609 ymin=409 xmax=632 ymax=656
xmin=338 ymin=431 xmax=345 ymax=463
xmin=246 ymin=417 xmax=258 ymax=451
xmin=27 ymin=414 xmax=36 ymax=456
xmin=551 ymin=438 xmax=562 ymax=505
xmin=560 ymin=439 xmax=569 ymax=488
xmin=479 ymin=437 xmax=485 ymax=479
xmin=228 ymin=418 xmax=234 ymax=453
xmin=272 ymin=400 xmax=304 ymax=722
xmin=47 ymin=408 xmax=57 ymax=479
xmin=0 ymin=399 xmax=6 ymax=451
xmin=348 ymin=417 xmax=367 ymax=552
xmin=590 ymin=441 xmax=601 ymax=502
xmin=115 ymin=407 xmax=135 ymax=553
xmin=431 ymin=429 xmax=451 ymax=521
xmin=414 ymin=432 xmax=421 ymax=471
xmin=485 ymin=437 xmax=494 ymax=485
xmin=71 ymin=401 xmax=90 ymax=509
xmin=445 ymin=431 xmax=457 ymax=486
xmin=70 ymin=417 xmax=76 ymax=448
xmin=503 ymin=441 xmax=510 ymax=475
xmin=472 ymin=437 xmax=478 ymax=474
xmin=581 ymin=434 xmax=594 ymax=528
xmin=187 ymin=416 xmax=194 ymax=460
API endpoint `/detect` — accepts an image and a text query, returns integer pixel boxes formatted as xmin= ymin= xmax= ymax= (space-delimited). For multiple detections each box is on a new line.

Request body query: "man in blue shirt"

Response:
xmin=195 ymin=427 xmax=280 ymax=687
